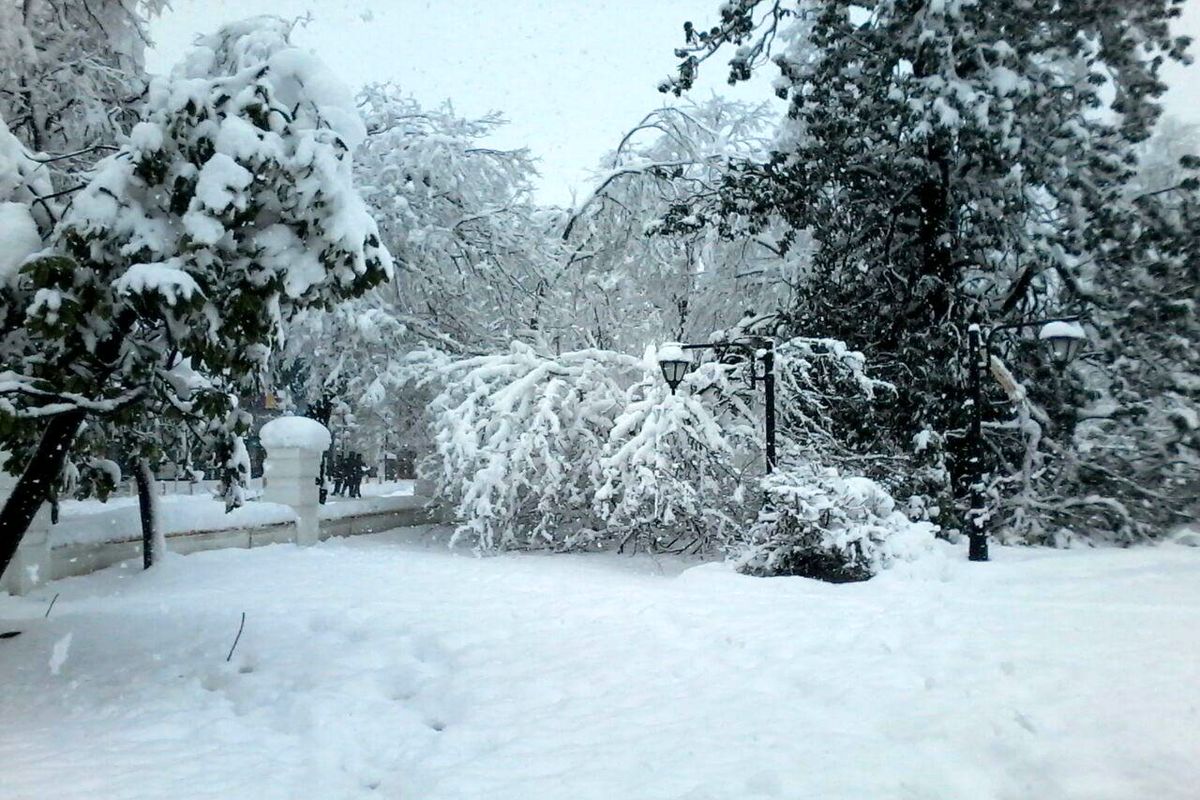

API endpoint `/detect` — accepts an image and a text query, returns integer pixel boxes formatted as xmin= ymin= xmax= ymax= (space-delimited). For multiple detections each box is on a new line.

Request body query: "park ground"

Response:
xmin=1 ymin=530 xmax=1198 ymax=799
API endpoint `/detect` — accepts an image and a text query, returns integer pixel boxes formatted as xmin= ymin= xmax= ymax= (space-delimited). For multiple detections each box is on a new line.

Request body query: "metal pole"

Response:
xmin=762 ymin=341 xmax=776 ymax=474
xmin=967 ymin=324 xmax=988 ymax=561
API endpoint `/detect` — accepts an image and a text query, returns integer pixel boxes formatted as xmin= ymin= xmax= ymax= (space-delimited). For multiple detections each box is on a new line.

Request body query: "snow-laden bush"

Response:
xmin=425 ymin=343 xmax=642 ymax=550
xmin=424 ymin=335 xmax=900 ymax=563
xmin=593 ymin=359 xmax=758 ymax=553
xmin=424 ymin=342 xmax=759 ymax=552
xmin=736 ymin=468 xmax=938 ymax=582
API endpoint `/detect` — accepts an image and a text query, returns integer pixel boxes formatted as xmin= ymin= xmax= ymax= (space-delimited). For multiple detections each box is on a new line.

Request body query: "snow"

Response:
xmin=52 ymin=495 xmax=298 ymax=546
xmin=1171 ymin=370 xmax=1200 ymax=392
xmin=990 ymin=65 xmax=1022 ymax=96
xmin=266 ymin=47 xmax=368 ymax=149
xmin=162 ymin=356 xmax=209 ymax=400
xmin=1038 ymin=320 xmax=1086 ymax=341
xmin=254 ymin=224 xmax=327 ymax=298
xmin=259 ymin=415 xmax=331 ymax=452
xmin=655 ymin=342 xmax=688 ymax=364
xmin=90 ymin=458 xmax=122 ymax=487
xmin=0 ymin=115 xmax=53 ymax=207
xmin=47 ymin=632 xmax=72 ymax=676
xmin=0 ymin=201 xmax=41 ymax=284
xmin=50 ymin=481 xmax=420 ymax=547
xmin=193 ymin=152 xmax=253 ymax=212
xmin=2 ymin=536 xmax=1198 ymax=798
xmin=127 ymin=121 xmax=163 ymax=153
xmin=114 ymin=260 xmax=202 ymax=306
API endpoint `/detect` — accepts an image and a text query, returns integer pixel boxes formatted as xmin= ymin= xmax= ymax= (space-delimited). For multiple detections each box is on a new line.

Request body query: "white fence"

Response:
xmin=1 ymin=419 xmax=441 ymax=595
xmin=45 ymin=495 xmax=436 ymax=583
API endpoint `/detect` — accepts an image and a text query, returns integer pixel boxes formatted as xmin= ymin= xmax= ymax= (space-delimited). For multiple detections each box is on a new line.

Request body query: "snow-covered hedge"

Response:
xmin=424 ymin=343 xmax=641 ymax=550
xmin=593 ymin=360 xmax=758 ymax=553
xmin=423 ymin=335 xmax=910 ymax=567
xmin=423 ymin=342 xmax=764 ymax=552
xmin=736 ymin=469 xmax=938 ymax=582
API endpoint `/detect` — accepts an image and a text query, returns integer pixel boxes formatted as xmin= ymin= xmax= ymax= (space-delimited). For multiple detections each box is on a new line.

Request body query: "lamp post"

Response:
xmin=656 ymin=336 xmax=777 ymax=473
xmin=965 ymin=316 xmax=1086 ymax=561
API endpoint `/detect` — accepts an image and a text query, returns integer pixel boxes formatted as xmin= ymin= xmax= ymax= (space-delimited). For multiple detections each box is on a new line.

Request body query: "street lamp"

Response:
xmin=965 ymin=315 xmax=1085 ymax=562
xmin=1038 ymin=320 xmax=1087 ymax=367
xmin=656 ymin=342 xmax=692 ymax=393
xmin=656 ymin=336 xmax=777 ymax=473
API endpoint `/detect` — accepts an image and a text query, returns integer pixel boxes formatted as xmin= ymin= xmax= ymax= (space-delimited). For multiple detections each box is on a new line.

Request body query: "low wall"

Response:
xmin=46 ymin=497 xmax=438 ymax=581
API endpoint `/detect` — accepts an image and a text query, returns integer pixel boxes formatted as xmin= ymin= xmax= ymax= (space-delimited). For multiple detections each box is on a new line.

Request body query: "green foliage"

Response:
xmin=664 ymin=0 xmax=1197 ymax=539
xmin=0 ymin=18 xmax=392 ymax=527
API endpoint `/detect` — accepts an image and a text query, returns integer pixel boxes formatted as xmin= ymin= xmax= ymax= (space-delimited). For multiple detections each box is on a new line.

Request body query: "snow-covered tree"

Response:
xmin=356 ymin=84 xmax=560 ymax=350
xmin=1132 ymin=116 xmax=1200 ymax=196
xmin=562 ymin=99 xmax=799 ymax=351
xmin=663 ymin=0 xmax=1197 ymax=539
xmin=1065 ymin=114 xmax=1200 ymax=537
xmin=421 ymin=344 xmax=640 ymax=550
xmin=593 ymin=357 xmax=759 ymax=553
xmin=0 ymin=0 xmax=166 ymax=184
xmin=423 ymin=333 xmax=895 ymax=560
xmin=0 ymin=16 xmax=392 ymax=577
xmin=279 ymin=86 xmax=562 ymax=459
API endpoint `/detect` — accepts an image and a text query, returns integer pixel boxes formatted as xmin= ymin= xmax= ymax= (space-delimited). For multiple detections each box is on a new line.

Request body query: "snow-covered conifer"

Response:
xmin=663 ymin=0 xmax=1197 ymax=539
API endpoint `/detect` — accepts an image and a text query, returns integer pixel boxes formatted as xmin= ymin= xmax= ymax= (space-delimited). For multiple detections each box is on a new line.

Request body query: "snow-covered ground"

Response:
xmin=1 ymin=533 xmax=1198 ymax=800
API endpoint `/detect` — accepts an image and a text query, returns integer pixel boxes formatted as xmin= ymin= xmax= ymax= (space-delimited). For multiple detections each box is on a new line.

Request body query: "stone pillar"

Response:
xmin=0 ymin=454 xmax=52 ymax=595
xmin=259 ymin=417 xmax=330 ymax=547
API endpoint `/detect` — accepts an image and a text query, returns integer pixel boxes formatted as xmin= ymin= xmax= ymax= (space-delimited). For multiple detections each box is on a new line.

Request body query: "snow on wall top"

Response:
xmin=260 ymin=415 xmax=331 ymax=451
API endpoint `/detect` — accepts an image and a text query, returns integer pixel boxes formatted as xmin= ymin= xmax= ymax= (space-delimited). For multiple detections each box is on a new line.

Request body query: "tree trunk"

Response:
xmin=0 ymin=409 xmax=87 ymax=580
xmin=917 ymin=137 xmax=955 ymax=322
xmin=135 ymin=457 xmax=163 ymax=569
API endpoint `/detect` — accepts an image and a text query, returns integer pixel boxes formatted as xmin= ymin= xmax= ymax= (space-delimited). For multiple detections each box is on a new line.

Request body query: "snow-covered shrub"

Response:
xmin=593 ymin=357 xmax=758 ymax=553
xmin=424 ymin=334 xmax=898 ymax=556
xmin=736 ymin=468 xmax=938 ymax=582
xmin=424 ymin=343 xmax=643 ymax=550
xmin=425 ymin=343 xmax=761 ymax=553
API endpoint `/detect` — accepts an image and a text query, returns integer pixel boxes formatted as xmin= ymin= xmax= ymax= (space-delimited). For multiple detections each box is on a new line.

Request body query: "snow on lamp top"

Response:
xmin=656 ymin=342 xmax=689 ymax=364
xmin=1037 ymin=320 xmax=1086 ymax=342
xmin=656 ymin=342 xmax=692 ymax=393
xmin=259 ymin=415 xmax=331 ymax=452
xmin=1038 ymin=320 xmax=1086 ymax=367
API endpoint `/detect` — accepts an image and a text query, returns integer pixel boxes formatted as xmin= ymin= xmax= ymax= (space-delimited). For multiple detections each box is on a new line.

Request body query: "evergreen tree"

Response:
xmin=0 ymin=16 xmax=392 ymax=577
xmin=663 ymin=0 xmax=1197 ymax=538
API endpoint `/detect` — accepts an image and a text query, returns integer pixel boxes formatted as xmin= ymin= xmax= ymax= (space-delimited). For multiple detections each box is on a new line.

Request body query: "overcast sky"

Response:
xmin=149 ymin=1 xmax=1200 ymax=208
